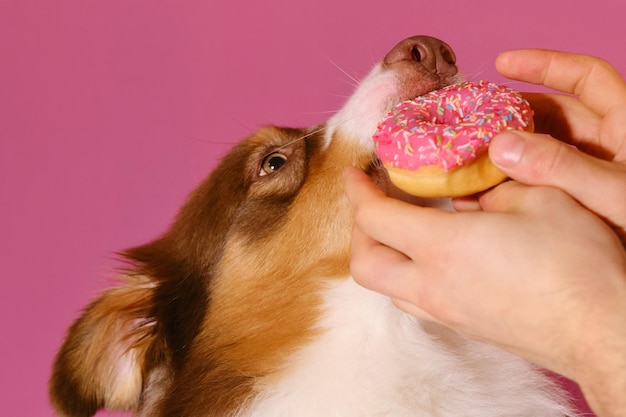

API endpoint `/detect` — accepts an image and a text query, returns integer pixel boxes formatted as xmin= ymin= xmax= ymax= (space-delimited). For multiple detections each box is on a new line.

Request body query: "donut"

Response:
xmin=373 ymin=80 xmax=534 ymax=198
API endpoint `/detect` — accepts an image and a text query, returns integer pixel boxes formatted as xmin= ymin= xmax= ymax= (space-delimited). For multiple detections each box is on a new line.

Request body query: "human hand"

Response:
xmin=344 ymin=167 xmax=626 ymax=417
xmin=345 ymin=166 xmax=626 ymax=377
xmin=345 ymin=50 xmax=626 ymax=417
xmin=480 ymin=50 xmax=626 ymax=242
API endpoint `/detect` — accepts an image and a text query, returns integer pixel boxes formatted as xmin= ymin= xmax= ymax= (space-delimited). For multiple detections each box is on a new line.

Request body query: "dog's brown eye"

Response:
xmin=260 ymin=152 xmax=288 ymax=176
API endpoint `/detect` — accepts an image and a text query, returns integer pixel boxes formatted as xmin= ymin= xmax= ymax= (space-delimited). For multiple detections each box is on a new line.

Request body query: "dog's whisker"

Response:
xmin=499 ymin=80 xmax=528 ymax=87
xmin=299 ymin=109 xmax=342 ymax=115
xmin=185 ymin=134 xmax=237 ymax=146
xmin=258 ymin=125 xmax=330 ymax=161
xmin=326 ymin=56 xmax=361 ymax=87
xmin=464 ymin=61 xmax=489 ymax=82
xmin=328 ymin=93 xmax=354 ymax=100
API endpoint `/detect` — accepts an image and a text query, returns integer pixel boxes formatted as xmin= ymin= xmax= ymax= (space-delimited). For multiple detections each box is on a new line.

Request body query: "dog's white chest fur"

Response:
xmin=240 ymin=279 xmax=572 ymax=417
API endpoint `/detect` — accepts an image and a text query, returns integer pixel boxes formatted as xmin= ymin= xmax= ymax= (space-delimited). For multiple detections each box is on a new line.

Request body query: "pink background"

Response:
xmin=2 ymin=1 xmax=624 ymax=416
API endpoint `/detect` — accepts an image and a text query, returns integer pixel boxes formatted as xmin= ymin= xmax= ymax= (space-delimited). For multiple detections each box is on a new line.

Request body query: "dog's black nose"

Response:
xmin=383 ymin=36 xmax=457 ymax=79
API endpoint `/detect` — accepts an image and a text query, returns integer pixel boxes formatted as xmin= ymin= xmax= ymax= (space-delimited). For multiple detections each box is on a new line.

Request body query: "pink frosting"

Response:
xmin=373 ymin=81 xmax=533 ymax=172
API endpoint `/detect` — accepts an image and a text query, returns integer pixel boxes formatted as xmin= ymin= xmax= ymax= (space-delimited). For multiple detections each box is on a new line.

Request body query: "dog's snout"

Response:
xmin=383 ymin=36 xmax=458 ymax=79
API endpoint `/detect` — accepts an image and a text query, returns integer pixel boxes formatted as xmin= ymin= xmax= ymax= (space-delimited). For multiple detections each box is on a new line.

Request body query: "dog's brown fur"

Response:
xmin=50 ymin=124 xmax=375 ymax=416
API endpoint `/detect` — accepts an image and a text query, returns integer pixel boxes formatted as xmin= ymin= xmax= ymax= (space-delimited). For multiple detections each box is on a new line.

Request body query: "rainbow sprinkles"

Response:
xmin=373 ymin=81 xmax=533 ymax=172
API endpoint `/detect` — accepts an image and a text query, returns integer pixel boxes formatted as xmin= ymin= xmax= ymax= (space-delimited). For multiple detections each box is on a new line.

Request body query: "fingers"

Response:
xmin=451 ymin=196 xmax=482 ymax=212
xmin=489 ymin=130 xmax=601 ymax=188
xmin=523 ymin=93 xmax=603 ymax=152
xmin=343 ymin=167 xmax=531 ymax=313
xmin=392 ymin=299 xmax=440 ymax=323
xmin=343 ymin=167 xmax=455 ymax=305
xmin=524 ymin=93 xmax=626 ymax=161
xmin=494 ymin=49 xmax=626 ymax=238
xmin=344 ymin=167 xmax=423 ymax=303
xmin=499 ymin=50 xmax=626 ymax=160
xmin=601 ymin=104 xmax=626 ymax=162
xmin=496 ymin=49 xmax=626 ymax=117
xmin=343 ymin=167 xmax=453 ymax=259
xmin=349 ymin=224 xmax=420 ymax=302
xmin=489 ymin=130 xmax=626 ymax=229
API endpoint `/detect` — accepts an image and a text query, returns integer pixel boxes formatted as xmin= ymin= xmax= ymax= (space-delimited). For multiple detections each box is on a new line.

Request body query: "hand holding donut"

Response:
xmin=485 ymin=50 xmax=626 ymax=243
xmin=345 ymin=50 xmax=626 ymax=417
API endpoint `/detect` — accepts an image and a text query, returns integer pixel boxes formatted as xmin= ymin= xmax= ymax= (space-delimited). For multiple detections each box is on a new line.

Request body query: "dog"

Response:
xmin=49 ymin=36 xmax=576 ymax=417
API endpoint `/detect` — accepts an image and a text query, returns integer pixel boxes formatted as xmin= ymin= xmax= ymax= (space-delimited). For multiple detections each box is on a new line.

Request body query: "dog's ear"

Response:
xmin=49 ymin=275 xmax=162 ymax=417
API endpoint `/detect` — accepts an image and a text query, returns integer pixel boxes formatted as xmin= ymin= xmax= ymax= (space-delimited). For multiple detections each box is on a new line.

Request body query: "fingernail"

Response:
xmin=490 ymin=132 xmax=525 ymax=168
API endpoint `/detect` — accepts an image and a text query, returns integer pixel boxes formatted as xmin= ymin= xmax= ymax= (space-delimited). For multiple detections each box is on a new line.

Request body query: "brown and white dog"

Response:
xmin=50 ymin=36 xmax=576 ymax=417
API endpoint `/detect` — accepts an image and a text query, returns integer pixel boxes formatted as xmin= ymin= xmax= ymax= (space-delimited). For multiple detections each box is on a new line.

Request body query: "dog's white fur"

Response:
xmin=241 ymin=280 xmax=572 ymax=417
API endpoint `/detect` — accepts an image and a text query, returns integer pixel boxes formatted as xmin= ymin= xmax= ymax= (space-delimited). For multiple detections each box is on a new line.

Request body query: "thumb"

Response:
xmin=488 ymin=130 xmax=626 ymax=226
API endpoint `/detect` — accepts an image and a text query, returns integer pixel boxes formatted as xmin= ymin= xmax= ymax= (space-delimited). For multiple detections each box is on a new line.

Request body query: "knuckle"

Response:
xmin=524 ymin=185 xmax=571 ymax=210
xmin=527 ymin=140 xmax=568 ymax=181
xmin=591 ymin=57 xmax=618 ymax=77
xmin=478 ymin=180 xmax=523 ymax=210
xmin=349 ymin=252 xmax=373 ymax=286
xmin=607 ymin=168 xmax=626 ymax=205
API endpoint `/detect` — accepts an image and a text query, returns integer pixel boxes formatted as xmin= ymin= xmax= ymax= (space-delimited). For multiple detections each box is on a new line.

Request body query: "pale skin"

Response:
xmin=344 ymin=50 xmax=626 ymax=417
